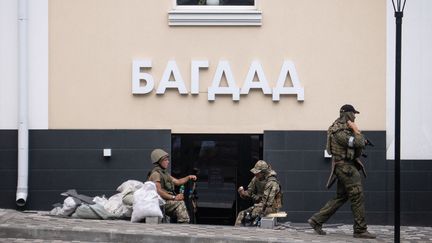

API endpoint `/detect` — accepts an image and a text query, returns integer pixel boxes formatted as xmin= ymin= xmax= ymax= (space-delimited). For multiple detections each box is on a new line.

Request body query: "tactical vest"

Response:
xmin=327 ymin=120 xmax=352 ymax=161
xmin=254 ymin=179 xmax=267 ymax=198
xmin=149 ymin=166 xmax=175 ymax=194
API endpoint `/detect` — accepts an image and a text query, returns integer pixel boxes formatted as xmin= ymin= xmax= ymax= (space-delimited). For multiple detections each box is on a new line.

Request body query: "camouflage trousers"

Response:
xmin=235 ymin=205 xmax=277 ymax=226
xmin=310 ymin=163 xmax=367 ymax=233
xmin=164 ymin=200 xmax=190 ymax=223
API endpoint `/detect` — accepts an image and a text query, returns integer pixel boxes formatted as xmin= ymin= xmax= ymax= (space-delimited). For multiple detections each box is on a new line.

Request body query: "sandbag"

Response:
xmin=71 ymin=203 xmax=114 ymax=220
xmin=71 ymin=204 xmax=109 ymax=219
xmin=122 ymin=191 xmax=134 ymax=206
xmin=49 ymin=196 xmax=80 ymax=216
xmin=116 ymin=180 xmax=144 ymax=194
xmin=131 ymin=181 xmax=163 ymax=222
xmin=104 ymin=193 xmax=132 ymax=218
xmin=93 ymin=195 xmax=108 ymax=206
xmin=72 ymin=204 xmax=100 ymax=219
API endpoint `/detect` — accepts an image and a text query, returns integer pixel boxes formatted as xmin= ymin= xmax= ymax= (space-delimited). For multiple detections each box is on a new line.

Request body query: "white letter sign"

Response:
xmin=156 ymin=61 xmax=188 ymax=95
xmin=132 ymin=59 xmax=305 ymax=101
xmin=272 ymin=60 xmax=304 ymax=101
xmin=240 ymin=60 xmax=271 ymax=95
xmin=191 ymin=60 xmax=209 ymax=94
xmin=208 ymin=61 xmax=240 ymax=101
xmin=132 ymin=60 xmax=154 ymax=94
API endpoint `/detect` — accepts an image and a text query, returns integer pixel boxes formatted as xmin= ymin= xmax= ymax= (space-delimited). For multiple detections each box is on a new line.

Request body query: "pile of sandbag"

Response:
xmin=49 ymin=189 xmax=114 ymax=220
xmin=102 ymin=179 xmax=145 ymax=218
xmin=49 ymin=180 xmax=165 ymax=222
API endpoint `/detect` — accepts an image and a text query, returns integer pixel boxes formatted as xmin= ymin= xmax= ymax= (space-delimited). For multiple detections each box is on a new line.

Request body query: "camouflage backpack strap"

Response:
xmin=326 ymin=121 xmax=335 ymax=155
xmin=326 ymin=131 xmax=333 ymax=156
xmin=327 ymin=120 xmax=351 ymax=159
xmin=325 ymin=119 xmax=348 ymax=189
xmin=326 ymin=120 xmax=342 ymax=155
xmin=266 ymin=176 xmax=283 ymax=209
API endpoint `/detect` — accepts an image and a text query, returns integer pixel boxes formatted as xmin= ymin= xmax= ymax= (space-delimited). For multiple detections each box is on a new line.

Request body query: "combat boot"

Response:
xmin=353 ymin=231 xmax=376 ymax=239
xmin=307 ymin=218 xmax=326 ymax=235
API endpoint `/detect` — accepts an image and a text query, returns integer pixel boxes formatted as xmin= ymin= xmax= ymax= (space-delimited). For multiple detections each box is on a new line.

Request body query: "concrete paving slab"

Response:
xmin=0 ymin=209 xmax=431 ymax=242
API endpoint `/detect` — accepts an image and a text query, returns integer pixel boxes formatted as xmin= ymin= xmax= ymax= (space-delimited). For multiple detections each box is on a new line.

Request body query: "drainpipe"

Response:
xmin=16 ymin=0 xmax=29 ymax=207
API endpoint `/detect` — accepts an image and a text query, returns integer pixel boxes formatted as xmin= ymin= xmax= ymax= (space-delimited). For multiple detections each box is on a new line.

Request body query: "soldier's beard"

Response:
xmin=340 ymin=112 xmax=355 ymax=122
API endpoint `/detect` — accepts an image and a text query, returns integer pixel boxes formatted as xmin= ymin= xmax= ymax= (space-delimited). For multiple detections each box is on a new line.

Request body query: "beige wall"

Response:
xmin=49 ymin=0 xmax=386 ymax=133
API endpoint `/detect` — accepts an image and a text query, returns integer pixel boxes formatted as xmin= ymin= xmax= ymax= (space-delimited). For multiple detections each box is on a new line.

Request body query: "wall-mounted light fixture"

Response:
xmin=103 ymin=148 xmax=112 ymax=158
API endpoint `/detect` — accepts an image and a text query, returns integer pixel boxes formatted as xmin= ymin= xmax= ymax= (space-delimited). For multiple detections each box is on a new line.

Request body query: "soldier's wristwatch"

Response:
xmin=171 ymin=195 xmax=175 ymax=200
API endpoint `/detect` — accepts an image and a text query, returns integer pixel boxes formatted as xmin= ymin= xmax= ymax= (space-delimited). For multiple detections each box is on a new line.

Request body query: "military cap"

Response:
xmin=150 ymin=149 xmax=169 ymax=164
xmin=340 ymin=104 xmax=360 ymax=114
xmin=250 ymin=160 xmax=269 ymax=174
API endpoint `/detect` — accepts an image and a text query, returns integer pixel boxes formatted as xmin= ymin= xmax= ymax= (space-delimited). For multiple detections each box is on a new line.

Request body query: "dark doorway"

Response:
xmin=171 ymin=134 xmax=262 ymax=225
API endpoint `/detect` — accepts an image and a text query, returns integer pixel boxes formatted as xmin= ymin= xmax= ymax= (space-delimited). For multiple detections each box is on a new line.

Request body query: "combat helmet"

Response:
xmin=151 ymin=149 xmax=169 ymax=164
xmin=250 ymin=160 xmax=270 ymax=174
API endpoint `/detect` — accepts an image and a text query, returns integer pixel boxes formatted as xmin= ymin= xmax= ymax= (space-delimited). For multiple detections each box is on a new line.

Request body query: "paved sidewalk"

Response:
xmin=1 ymin=209 xmax=431 ymax=243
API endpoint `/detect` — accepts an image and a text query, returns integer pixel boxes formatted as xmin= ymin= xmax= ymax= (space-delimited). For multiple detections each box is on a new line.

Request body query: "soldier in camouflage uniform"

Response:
xmin=308 ymin=104 xmax=376 ymax=239
xmin=235 ymin=160 xmax=282 ymax=226
xmin=147 ymin=149 xmax=197 ymax=223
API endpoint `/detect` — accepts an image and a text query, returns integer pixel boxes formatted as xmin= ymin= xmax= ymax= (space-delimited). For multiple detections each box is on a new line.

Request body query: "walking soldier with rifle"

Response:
xmin=308 ymin=104 xmax=376 ymax=239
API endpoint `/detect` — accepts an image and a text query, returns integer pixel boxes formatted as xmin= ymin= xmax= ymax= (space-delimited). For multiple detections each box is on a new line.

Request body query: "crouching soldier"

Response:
xmin=147 ymin=149 xmax=197 ymax=223
xmin=235 ymin=160 xmax=282 ymax=226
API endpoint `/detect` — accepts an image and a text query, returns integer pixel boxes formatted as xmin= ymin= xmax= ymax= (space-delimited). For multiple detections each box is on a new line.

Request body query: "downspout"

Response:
xmin=16 ymin=0 xmax=29 ymax=207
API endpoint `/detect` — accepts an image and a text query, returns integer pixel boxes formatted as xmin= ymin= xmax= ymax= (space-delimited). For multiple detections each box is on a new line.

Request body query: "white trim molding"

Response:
xmin=169 ymin=1 xmax=262 ymax=26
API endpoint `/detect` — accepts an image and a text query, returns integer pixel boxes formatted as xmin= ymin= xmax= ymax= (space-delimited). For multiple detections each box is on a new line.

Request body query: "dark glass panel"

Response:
xmin=171 ymin=134 xmax=262 ymax=225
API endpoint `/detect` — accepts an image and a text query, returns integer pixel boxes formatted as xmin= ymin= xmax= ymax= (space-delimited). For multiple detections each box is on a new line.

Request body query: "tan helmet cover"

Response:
xmin=151 ymin=149 xmax=168 ymax=164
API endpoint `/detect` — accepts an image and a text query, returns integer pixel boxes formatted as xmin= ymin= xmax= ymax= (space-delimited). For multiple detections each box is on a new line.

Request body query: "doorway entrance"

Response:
xmin=171 ymin=134 xmax=262 ymax=225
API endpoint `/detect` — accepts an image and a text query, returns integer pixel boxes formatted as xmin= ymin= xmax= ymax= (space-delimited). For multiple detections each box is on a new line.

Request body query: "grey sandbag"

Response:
xmin=71 ymin=203 xmax=115 ymax=220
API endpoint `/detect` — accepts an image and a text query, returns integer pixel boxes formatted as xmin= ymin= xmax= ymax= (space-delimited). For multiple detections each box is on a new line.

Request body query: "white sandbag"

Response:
xmin=49 ymin=206 xmax=63 ymax=216
xmin=55 ymin=196 xmax=80 ymax=216
xmin=116 ymin=180 xmax=144 ymax=194
xmin=93 ymin=195 xmax=108 ymax=206
xmin=131 ymin=181 xmax=163 ymax=222
xmin=104 ymin=193 xmax=132 ymax=218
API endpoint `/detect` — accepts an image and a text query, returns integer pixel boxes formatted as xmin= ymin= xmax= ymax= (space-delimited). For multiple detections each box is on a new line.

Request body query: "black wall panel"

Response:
xmin=0 ymin=130 xmax=18 ymax=209
xmin=264 ymin=130 xmax=432 ymax=226
xmin=0 ymin=129 xmax=170 ymax=210
xmin=1 ymin=129 xmax=431 ymax=226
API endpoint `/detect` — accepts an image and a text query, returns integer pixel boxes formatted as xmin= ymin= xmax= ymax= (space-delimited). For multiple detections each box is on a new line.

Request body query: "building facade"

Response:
xmin=1 ymin=0 xmax=431 ymax=226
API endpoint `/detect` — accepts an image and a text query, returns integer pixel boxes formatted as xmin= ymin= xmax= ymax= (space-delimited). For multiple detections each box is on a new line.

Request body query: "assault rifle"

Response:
xmin=361 ymin=137 xmax=374 ymax=158
xmin=187 ymin=167 xmax=199 ymax=224
xmin=365 ymin=137 xmax=375 ymax=147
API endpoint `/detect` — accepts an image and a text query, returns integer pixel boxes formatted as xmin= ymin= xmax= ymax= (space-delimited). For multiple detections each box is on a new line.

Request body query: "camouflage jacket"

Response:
xmin=245 ymin=176 xmax=267 ymax=203
xmin=325 ymin=118 xmax=367 ymax=188
xmin=245 ymin=170 xmax=282 ymax=210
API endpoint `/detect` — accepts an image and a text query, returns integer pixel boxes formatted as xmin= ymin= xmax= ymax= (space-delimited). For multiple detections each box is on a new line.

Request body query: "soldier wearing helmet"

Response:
xmin=235 ymin=160 xmax=282 ymax=226
xmin=308 ymin=104 xmax=376 ymax=239
xmin=147 ymin=148 xmax=197 ymax=223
